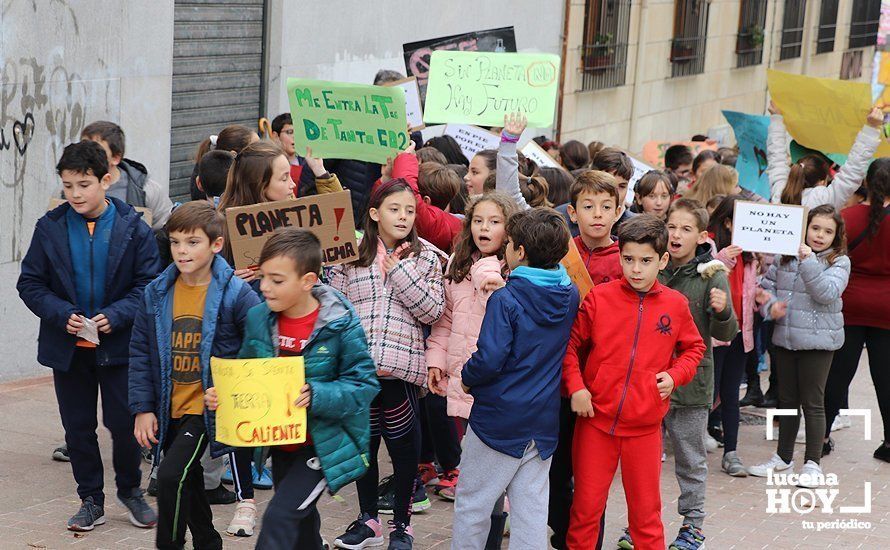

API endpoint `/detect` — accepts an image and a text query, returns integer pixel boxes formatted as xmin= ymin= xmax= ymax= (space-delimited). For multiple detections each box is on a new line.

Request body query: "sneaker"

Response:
xmin=67 ymin=497 xmax=105 ymax=532
xmin=747 ymin=453 xmax=793 ymax=478
xmin=417 ymin=462 xmax=439 ymax=486
xmin=616 ymin=527 xmax=634 ymax=550
xmin=721 ymin=451 xmax=748 ymax=477
xmin=387 ymin=521 xmax=414 ymax=550
xmin=334 ymin=513 xmax=384 ymax=549
xmin=797 ymin=460 xmax=825 ymax=489
xmin=438 ymin=484 xmax=456 ymax=501
xmin=118 ymin=488 xmax=157 ymax=528
xmin=704 ymin=434 xmax=719 ymax=453
xmin=822 ymin=438 xmax=834 ymax=457
xmin=433 ymin=469 xmax=458 ymax=497
xmin=411 ymin=481 xmax=431 ymax=513
xmin=377 ymin=475 xmax=394 ymax=497
xmin=669 ymin=524 xmax=705 ymax=550
xmin=226 ymin=500 xmax=257 ymax=537
xmin=147 ymin=477 xmax=158 ymax=497
xmin=252 ymin=465 xmax=273 ymax=490
xmin=831 ymin=415 xmax=851 ymax=431
xmin=707 ymin=427 xmax=724 ymax=448
xmin=761 ymin=393 xmax=779 ymax=409
xmin=873 ymin=442 xmax=890 ymax=463
xmin=221 ymin=464 xmax=234 ymax=485
xmin=52 ymin=444 xmax=70 ymax=462
xmin=141 ymin=446 xmax=154 ymax=464
xmin=206 ymin=483 xmax=236 ymax=505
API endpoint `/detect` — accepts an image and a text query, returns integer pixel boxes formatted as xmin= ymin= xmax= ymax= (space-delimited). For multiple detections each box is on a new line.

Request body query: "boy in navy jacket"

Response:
xmin=17 ymin=141 xmax=161 ymax=531
xmin=451 ymin=208 xmax=580 ymax=550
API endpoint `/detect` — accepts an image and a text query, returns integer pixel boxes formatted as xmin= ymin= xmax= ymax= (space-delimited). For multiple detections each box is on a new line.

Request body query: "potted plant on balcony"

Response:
xmin=737 ymin=24 xmax=765 ymax=52
xmin=588 ymin=32 xmax=615 ymax=70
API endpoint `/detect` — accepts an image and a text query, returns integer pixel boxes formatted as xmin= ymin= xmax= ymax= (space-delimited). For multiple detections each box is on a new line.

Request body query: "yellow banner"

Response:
xmin=767 ymin=70 xmax=890 ymax=157
xmin=210 ymin=357 xmax=307 ymax=447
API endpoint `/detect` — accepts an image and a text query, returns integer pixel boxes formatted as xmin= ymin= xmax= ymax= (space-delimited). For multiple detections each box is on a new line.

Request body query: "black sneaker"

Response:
xmin=822 ymin=437 xmax=834 ymax=457
xmin=411 ymin=480 xmax=431 ymax=513
xmin=67 ymin=496 xmax=105 ymax=532
xmin=118 ymin=488 xmax=157 ymax=528
xmin=387 ymin=521 xmax=414 ymax=550
xmin=205 ymin=483 xmax=236 ymax=505
xmin=141 ymin=446 xmax=154 ymax=464
xmin=333 ymin=513 xmax=384 ymax=549
xmin=147 ymin=477 xmax=158 ymax=497
xmin=707 ymin=426 xmax=724 ymax=447
xmin=874 ymin=442 xmax=890 ymax=463
xmin=377 ymin=474 xmax=394 ymax=496
xmin=52 ymin=444 xmax=70 ymax=462
xmin=378 ymin=488 xmax=395 ymax=515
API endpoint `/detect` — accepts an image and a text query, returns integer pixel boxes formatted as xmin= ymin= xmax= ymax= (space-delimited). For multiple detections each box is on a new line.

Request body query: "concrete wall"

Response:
xmin=560 ymin=0 xmax=877 ymax=153
xmin=0 ymin=1 xmax=173 ymax=381
xmin=263 ymin=0 xmax=566 ymax=119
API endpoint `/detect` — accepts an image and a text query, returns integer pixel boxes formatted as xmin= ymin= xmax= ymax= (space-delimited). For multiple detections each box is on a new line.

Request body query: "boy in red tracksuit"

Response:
xmin=562 ymin=215 xmax=705 ymax=550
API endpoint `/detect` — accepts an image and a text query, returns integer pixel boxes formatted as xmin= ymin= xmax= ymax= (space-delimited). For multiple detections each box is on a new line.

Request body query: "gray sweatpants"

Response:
xmin=451 ymin=427 xmax=551 ymax=550
xmin=664 ymin=407 xmax=709 ymax=528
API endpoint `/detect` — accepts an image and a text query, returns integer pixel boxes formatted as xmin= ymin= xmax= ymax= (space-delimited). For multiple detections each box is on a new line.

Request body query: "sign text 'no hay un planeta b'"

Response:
xmin=287 ymin=78 xmax=410 ymax=164
xmin=423 ymin=51 xmax=561 ymax=128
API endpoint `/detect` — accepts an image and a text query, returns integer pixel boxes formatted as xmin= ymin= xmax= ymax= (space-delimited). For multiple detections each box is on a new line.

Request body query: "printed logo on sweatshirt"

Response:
xmin=655 ymin=314 xmax=672 ymax=335
xmin=171 ymin=315 xmax=202 ymax=384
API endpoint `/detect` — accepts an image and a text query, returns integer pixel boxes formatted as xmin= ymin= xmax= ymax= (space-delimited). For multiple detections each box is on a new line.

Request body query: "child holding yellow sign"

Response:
xmin=206 ymin=228 xmax=379 ymax=549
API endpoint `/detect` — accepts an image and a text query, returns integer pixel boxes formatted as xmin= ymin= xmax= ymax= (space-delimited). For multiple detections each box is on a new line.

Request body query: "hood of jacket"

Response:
xmin=507 ymin=265 xmax=574 ymax=326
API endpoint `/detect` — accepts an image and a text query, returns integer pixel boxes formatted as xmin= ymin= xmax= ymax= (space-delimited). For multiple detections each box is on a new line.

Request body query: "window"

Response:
xmin=779 ymin=0 xmax=807 ymax=60
xmin=580 ymin=0 xmax=632 ymax=91
xmin=671 ymin=0 xmax=711 ymax=77
xmin=849 ymin=0 xmax=880 ymax=49
xmin=816 ymin=0 xmax=839 ymax=54
xmin=736 ymin=0 xmax=768 ymax=68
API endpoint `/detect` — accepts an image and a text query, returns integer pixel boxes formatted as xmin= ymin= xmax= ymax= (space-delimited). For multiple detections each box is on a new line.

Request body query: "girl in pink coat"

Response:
xmin=426 ymin=192 xmax=518 ymax=500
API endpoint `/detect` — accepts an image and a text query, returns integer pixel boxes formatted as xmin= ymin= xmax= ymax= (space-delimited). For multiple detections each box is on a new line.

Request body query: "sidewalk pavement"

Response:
xmin=1 ymin=353 xmax=887 ymax=549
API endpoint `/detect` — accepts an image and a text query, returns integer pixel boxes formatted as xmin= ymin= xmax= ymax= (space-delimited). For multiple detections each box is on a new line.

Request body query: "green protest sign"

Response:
xmin=286 ymin=78 xmax=410 ymax=164
xmin=422 ymin=51 xmax=560 ymax=128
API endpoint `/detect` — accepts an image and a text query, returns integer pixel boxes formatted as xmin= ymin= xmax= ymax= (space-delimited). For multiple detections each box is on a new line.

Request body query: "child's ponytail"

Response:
xmin=194 ymin=125 xmax=256 ymax=164
xmin=520 ymin=175 xmax=552 ymax=207
xmin=781 ymin=155 xmax=829 ymax=205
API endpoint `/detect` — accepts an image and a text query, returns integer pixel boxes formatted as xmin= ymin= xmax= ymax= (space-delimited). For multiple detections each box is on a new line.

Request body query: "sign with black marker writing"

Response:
xmin=732 ymin=201 xmax=806 ymax=256
xmin=423 ymin=51 xmax=561 ymax=128
xmin=287 ymin=78 xmax=409 ymax=164
xmin=224 ymin=191 xmax=357 ymax=270
xmin=443 ymin=124 xmax=500 ymax=160
xmin=384 ymin=77 xmax=425 ymax=131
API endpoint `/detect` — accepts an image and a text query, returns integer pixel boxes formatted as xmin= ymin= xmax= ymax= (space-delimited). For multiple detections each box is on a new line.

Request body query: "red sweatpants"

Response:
xmin=566 ymin=420 xmax=664 ymax=550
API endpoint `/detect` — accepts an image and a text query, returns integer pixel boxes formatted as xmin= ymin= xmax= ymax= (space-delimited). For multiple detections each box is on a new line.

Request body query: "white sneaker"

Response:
xmin=831 ymin=415 xmax=851 ymax=431
xmin=747 ymin=453 xmax=794 ymax=477
xmin=705 ymin=434 xmax=719 ymax=453
xmin=226 ymin=500 xmax=257 ymax=537
xmin=797 ymin=461 xmax=824 ymax=489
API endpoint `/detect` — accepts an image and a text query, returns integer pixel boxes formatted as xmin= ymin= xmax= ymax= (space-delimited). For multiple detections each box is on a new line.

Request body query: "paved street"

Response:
xmin=1 ymin=354 xmax=887 ymax=549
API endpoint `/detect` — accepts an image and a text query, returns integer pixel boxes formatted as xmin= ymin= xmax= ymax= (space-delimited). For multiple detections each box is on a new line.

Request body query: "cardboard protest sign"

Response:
xmin=722 ymin=110 xmax=771 ymax=199
xmin=383 ymin=77 xmax=424 ymax=131
xmin=48 ymin=197 xmax=152 ymax=226
xmin=641 ymin=141 xmax=718 ymax=169
xmin=444 ymin=124 xmax=500 ymax=160
xmin=287 ymin=78 xmax=409 ymax=164
xmin=403 ymin=27 xmax=517 ymax=100
xmin=423 ymin=51 xmax=561 ymax=128
xmin=561 ymin=238 xmax=594 ymax=302
xmin=767 ymin=70 xmax=890 ymax=157
xmin=626 ymin=155 xmax=654 ymax=206
xmin=224 ymin=191 xmax=357 ymax=270
xmin=521 ymin=140 xmax=560 ymax=169
xmin=732 ymin=200 xmax=806 ymax=256
xmin=211 ymin=357 xmax=307 ymax=447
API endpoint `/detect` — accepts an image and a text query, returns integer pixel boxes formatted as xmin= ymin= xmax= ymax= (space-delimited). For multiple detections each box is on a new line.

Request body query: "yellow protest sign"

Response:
xmin=210 ymin=357 xmax=307 ymax=447
xmin=767 ymin=70 xmax=890 ymax=157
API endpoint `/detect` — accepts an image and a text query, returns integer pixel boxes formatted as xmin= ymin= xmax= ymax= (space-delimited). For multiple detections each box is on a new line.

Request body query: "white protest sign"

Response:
xmin=626 ymin=155 xmax=654 ymax=206
xmin=385 ymin=77 xmax=424 ymax=131
xmin=444 ymin=124 xmax=500 ymax=160
xmin=521 ymin=140 xmax=559 ymax=169
xmin=732 ymin=201 xmax=806 ymax=256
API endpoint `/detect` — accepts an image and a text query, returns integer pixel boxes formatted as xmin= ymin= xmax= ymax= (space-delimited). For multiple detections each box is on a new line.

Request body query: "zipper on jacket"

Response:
xmin=89 ymin=233 xmax=95 ymax=316
xmin=609 ymin=294 xmax=645 ymax=435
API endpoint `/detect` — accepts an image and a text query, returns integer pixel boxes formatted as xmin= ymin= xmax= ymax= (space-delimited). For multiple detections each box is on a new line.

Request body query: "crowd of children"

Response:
xmin=15 ymin=76 xmax=890 ymax=550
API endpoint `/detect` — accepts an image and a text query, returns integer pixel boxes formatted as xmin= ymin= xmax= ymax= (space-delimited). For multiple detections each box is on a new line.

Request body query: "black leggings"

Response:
xmin=824 ymin=325 xmax=890 ymax=442
xmin=419 ymin=393 xmax=461 ymax=471
xmin=356 ymin=379 xmax=421 ymax=526
xmin=228 ymin=447 xmax=255 ymax=501
xmin=711 ymin=335 xmax=746 ymax=453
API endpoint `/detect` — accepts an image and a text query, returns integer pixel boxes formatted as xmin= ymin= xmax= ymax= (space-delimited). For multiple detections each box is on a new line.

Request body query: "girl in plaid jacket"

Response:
xmin=329 ymin=179 xmax=446 ymax=549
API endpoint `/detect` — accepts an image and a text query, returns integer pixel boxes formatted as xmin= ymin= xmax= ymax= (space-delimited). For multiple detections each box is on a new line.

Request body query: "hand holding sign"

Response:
xmin=304 ymin=147 xmax=327 ymax=177
xmin=731 ymin=201 xmax=806 ymax=256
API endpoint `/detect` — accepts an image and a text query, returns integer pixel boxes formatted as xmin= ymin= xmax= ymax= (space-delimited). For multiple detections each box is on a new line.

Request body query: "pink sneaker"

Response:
xmin=334 ymin=513 xmax=384 ymax=548
xmin=387 ymin=521 xmax=414 ymax=549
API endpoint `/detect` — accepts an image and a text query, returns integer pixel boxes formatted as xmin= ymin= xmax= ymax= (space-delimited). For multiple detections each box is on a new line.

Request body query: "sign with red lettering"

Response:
xmin=224 ymin=191 xmax=357 ymax=270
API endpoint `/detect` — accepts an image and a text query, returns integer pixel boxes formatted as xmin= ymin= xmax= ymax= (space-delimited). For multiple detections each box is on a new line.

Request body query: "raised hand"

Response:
xmin=503 ymin=112 xmax=528 ymax=137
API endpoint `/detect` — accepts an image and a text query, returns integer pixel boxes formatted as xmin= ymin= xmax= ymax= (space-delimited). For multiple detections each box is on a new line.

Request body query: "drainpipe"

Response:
xmin=628 ymin=0 xmax=650 ymax=153
xmin=555 ymin=0 xmax=572 ymax=141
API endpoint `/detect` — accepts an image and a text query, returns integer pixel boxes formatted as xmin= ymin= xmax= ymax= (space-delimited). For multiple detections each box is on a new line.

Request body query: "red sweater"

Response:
xmin=574 ymin=236 xmax=622 ymax=285
xmin=842 ymin=204 xmax=890 ymax=329
xmin=381 ymin=153 xmax=462 ymax=253
xmin=562 ymin=279 xmax=706 ymax=436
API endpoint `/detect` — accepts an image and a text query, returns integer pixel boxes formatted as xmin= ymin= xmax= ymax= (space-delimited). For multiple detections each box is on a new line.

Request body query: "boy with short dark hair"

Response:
xmin=452 ymin=208 xmax=580 ymax=549
xmin=613 ymin=199 xmax=738 ymax=550
xmin=129 ymin=200 xmax=261 ymax=549
xmin=555 ymin=147 xmax=636 ymax=237
xmin=196 ymin=150 xmax=234 ymax=205
xmin=206 ymin=228 xmax=379 ymax=549
xmin=271 ymin=112 xmax=302 ymax=183
xmin=81 ymin=120 xmax=174 ymax=230
xmin=664 ymin=144 xmax=694 ymax=182
xmin=17 ymin=140 xmax=161 ymax=531
xmin=562 ymin=215 xmax=706 ymax=549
